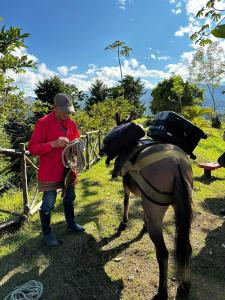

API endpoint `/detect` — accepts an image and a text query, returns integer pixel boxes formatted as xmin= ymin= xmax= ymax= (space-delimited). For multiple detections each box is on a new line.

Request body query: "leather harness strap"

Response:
xmin=121 ymin=149 xmax=189 ymax=205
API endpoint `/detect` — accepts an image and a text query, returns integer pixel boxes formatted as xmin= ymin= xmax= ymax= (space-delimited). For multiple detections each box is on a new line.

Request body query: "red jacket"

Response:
xmin=28 ymin=112 xmax=80 ymax=183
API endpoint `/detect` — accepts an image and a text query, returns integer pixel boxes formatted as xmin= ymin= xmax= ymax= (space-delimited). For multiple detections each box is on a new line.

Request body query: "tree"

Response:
xmin=122 ymin=75 xmax=145 ymax=105
xmin=85 ymin=79 xmax=109 ymax=110
xmin=109 ymin=75 xmax=145 ymax=117
xmin=150 ymin=75 xmax=203 ymax=114
xmin=189 ymin=42 xmax=225 ymax=115
xmin=0 ymin=23 xmax=34 ymax=74
xmin=170 ymin=76 xmax=185 ymax=112
xmin=105 ymin=40 xmax=132 ymax=96
xmin=191 ymin=0 xmax=225 ymax=45
xmin=74 ymin=98 xmax=136 ymax=133
xmin=182 ymin=105 xmax=213 ymax=127
xmin=0 ymin=20 xmax=35 ymax=125
xmin=34 ymin=76 xmax=83 ymax=117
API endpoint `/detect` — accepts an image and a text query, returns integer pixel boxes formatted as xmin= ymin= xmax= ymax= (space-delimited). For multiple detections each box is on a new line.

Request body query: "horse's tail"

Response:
xmin=174 ymin=163 xmax=192 ymax=283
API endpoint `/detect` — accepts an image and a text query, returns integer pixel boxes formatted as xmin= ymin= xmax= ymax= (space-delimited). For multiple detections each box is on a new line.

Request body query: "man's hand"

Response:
xmin=51 ymin=137 xmax=69 ymax=148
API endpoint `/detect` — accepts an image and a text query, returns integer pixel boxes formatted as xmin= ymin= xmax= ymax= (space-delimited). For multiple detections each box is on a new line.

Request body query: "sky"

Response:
xmin=1 ymin=0 xmax=225 ymax=97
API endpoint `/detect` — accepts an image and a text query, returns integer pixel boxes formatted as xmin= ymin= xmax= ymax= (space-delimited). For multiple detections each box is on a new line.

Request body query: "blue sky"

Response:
xmin=1 ymin=0 xmax=224 ymax=96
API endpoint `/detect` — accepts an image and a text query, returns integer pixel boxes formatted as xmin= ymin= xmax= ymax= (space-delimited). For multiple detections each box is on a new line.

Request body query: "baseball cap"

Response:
xmin=54 ymin=93 xmax=75 ymax=113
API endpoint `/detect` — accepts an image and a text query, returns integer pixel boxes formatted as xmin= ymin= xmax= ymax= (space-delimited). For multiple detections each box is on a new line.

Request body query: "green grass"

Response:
xmin=0 ymin=125 xmax=225 ymax=299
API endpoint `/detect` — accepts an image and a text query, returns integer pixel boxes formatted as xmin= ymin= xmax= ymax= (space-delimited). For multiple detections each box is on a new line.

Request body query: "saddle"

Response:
xmin=112 ymin=138 xmax=190 ymax=206
xmin=112 ymin=138 xmax=159 ymax=178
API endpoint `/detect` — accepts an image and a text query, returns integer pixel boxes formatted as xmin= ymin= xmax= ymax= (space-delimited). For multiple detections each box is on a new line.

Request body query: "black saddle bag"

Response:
xmin=101 ymin=122 xmax=145 ymax=161
xmin=147 ymin=111 xmax=207 ymax=159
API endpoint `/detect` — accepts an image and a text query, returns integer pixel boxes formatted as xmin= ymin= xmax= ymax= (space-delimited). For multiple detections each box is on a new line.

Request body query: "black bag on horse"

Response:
xmin=101 ymin=122 xmax=145 ymax=161
xmin=147 ymin=111 xmax=207 ymax=159
xmin=218 ymin=152 xmax=225 ymax=167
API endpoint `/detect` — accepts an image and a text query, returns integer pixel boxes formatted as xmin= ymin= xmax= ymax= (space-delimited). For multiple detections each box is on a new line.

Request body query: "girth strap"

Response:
xmin=121 ymin=149 xmax=189 ymax=205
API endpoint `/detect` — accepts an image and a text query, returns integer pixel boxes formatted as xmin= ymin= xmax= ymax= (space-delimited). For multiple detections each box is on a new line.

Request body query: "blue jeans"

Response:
xmin=40 ymin=186 xmax=76 ymax=213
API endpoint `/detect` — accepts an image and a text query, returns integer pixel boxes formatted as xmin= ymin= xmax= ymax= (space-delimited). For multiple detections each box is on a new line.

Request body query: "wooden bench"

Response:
xmin=198 ymin=162 xmax=221 ymax=179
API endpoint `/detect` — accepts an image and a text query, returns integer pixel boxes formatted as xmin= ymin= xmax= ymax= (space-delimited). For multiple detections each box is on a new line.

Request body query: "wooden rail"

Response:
xmin=0 ymin=130 xmax=103 ymax=231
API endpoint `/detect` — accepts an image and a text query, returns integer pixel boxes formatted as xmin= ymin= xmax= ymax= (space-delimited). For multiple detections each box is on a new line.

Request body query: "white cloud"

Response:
xmin=172 ymin=8 xmax=182 ymax=15
xmin=11 ymin=47 xmax=39 ymax=63
xmin=63 ymin=75 xmax=90 ymax=91
xmin=7 ymin=68 xmax=51 ymax=97
xmin=175 ymin=23 xmax=200 ymax=37
xmin=158 ymin=56 xmax=172 ymax=61
xmin=186 ymin=0 xmax=209 ymax=16
xmin=118 ymin=0 xmax=126 ymax=10
xmin=70 ymin=65 xmax=78 ymax=71
xmin=57 ymin=66 xmax=69 ymax=76
xmin=170 ymin=0 xmax=183 ymax=15
xmin=148 ymin=50 xmax=171 ymax=61
xmin=174 ymin=0 xmax=225 ymax=38
xmin=38 ymin=63 xmax=55 ymax=77
xmin=130 ymin=58 xmax=139 ymax=68
xmin=165 ymin=50 xmax=195 ymax=80
xmin=57 ymin=65 xmax=78 ymax=76
xmin=86 ymin=64 xmax=98 ymax=75
xmin=10 ymin=49 xmax=171 ymax=96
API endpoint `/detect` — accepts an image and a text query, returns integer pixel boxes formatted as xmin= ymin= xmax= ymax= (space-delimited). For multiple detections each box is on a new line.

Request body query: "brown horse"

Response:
xmin=100 ymin=118 xmax=193 ymax=300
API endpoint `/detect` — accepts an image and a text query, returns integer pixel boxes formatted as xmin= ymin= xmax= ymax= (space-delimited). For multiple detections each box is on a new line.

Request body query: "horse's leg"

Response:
xmin=141 ymin=205 xmax=148 ymax=233
xmin=142 ymin=198 xmax=169 ymax=300
xmin=118 ymin=182 xmax=130 ymax=231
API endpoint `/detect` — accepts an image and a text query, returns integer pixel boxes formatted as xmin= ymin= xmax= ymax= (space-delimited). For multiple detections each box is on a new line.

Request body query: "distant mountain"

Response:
xmin=201 ymin=85 xmax=225 ymax=113
xmin=142 ymin=86 xmax=225 ymax=113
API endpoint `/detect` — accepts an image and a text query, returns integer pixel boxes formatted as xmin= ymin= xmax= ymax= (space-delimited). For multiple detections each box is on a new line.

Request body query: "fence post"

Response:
xmin=98 ymin=130 xmax=101 ymax=154
xmin=19 ymin=143 xmax=29 ymax=215
xmin=86 ymin=134 xmax=90 ymax=169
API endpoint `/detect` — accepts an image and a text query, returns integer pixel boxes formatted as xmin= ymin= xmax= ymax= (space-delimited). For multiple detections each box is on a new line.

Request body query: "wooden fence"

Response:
xmin=0 ymin=130 xmax=102 ymax=231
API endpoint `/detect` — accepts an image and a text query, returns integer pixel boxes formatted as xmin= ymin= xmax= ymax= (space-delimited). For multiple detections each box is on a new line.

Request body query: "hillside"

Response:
xmin=142 ymin=86 xmax=225 ymax=113
xmin=0 ymin=125 xmax=225 ymax=300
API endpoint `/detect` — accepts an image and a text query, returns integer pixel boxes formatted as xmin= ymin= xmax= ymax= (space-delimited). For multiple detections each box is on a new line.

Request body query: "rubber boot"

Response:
xmin=63 ymin=203 xmax=84 ymax=233
xmin=39 ymin=210 xmax=59 ymax=247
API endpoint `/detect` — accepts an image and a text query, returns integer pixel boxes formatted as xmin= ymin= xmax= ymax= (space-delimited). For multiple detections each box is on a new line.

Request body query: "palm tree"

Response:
xmin=105 ymin=40 xmax=132 ymax=97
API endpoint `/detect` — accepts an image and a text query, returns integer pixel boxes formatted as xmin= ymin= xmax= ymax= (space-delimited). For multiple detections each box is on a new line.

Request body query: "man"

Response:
xmin=28 ymin=93 xmax=84 ymax=247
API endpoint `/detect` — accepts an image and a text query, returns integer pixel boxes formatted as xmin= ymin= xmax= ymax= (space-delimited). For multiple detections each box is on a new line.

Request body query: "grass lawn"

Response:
xmin=0 ymin=125 xmax=225 ymax=300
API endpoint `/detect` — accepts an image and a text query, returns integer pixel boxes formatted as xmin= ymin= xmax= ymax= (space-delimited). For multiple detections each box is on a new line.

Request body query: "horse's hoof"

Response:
xmin=151 ymin=295 xmax=168 ymax=300
xmin=118 ymin=222 xmax=127 ymax=231
xmin=177 ymin=282 xmax=190 ymax=296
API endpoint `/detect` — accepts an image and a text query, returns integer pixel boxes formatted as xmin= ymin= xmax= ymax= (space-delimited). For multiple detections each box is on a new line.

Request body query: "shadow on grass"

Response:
xmin=193 ymin=175 xmax=225 ymax=184
xmin=179 ymin=197 xmax=225 ymax=300
xmin=0 ymin=225 xmax=145 ymax=300
xmin=79 ymin=178 xmax=102 ymax=198
xmin=201 ymin=196 xmax=225 ymax=217
xmin=189 ymin=219 xmax=225 ymax=300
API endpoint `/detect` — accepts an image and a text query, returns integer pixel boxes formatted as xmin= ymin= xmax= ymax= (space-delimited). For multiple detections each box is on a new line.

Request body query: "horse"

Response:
xmin=99 ymin=116 xmax=193 ymax=300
